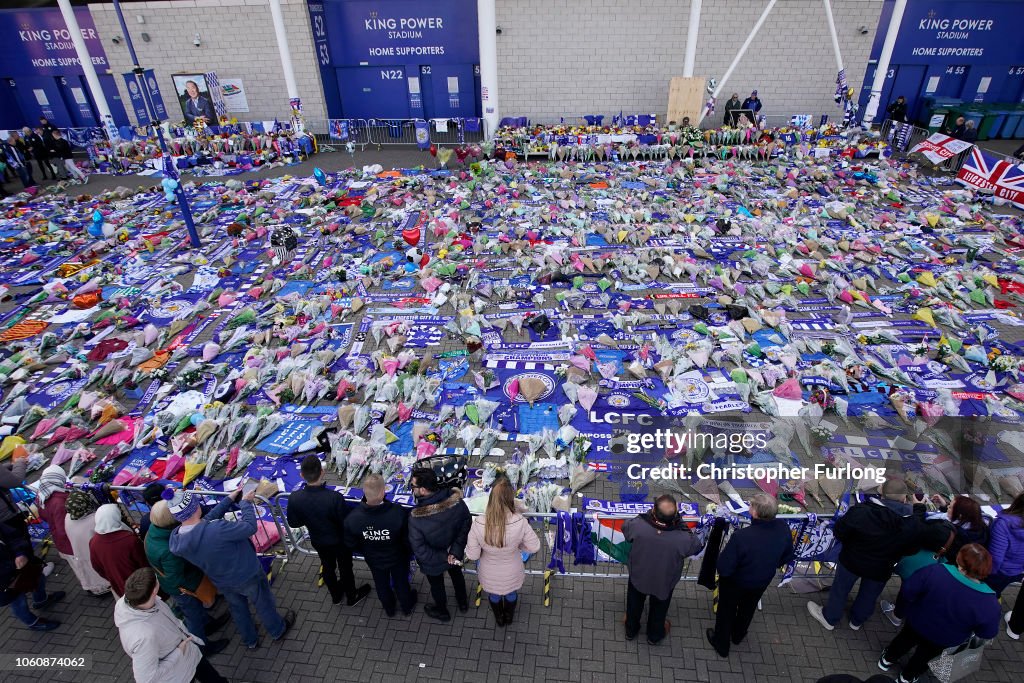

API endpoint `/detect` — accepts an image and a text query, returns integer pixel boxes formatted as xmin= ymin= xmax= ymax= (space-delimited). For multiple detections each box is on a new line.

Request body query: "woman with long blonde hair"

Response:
xmin=465 ymin=477 xmax=540 ymax=626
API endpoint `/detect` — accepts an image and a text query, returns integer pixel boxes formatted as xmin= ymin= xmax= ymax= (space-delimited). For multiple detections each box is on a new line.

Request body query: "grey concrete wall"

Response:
xmin=88 ymin=0 xmax=326 ymax=125
xmin=493 ymin=0 xmax=884 ymax=123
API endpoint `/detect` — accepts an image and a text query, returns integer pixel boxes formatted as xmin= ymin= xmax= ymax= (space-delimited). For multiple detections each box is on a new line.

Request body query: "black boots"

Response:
xmin=489 ymin=598 xmax=505 ymax=626
xmin=503 ymin=597 xmax=517 ymax=624
xmin=489 ymin=597 xmax=519 ymax=626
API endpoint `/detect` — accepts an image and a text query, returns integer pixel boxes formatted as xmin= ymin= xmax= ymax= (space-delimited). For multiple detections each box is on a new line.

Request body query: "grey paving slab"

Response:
xmin=1 ymin=549 xmax=1020 ymax=682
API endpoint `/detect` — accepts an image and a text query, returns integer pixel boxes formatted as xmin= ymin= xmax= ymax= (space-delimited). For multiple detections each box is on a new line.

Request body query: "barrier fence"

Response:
xmin=33 ymin=484 xmax=839 ymax=609
xmin=71 ymin=484 xmax=296 ymax=577
xmin=877 ymin=118 xmax=1015 ymax=175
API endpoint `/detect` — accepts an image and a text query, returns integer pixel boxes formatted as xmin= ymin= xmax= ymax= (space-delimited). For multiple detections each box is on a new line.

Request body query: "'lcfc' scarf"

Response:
xmin=778 ymin=512 xmax=818 ymax=586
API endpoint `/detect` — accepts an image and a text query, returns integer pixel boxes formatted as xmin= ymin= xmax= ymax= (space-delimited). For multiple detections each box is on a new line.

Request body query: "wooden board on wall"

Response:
xmin=666 ymin=77 xmax=706 ymax=126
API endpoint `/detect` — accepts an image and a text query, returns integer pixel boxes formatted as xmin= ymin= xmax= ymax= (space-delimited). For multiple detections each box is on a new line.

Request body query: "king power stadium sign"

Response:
xmin=895 ymin=2 xmax=1024 ymax=63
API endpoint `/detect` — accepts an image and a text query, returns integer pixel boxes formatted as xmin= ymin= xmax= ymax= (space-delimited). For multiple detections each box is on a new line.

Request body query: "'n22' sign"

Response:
xmin=380 ymin=69 xmax=404 ymax=80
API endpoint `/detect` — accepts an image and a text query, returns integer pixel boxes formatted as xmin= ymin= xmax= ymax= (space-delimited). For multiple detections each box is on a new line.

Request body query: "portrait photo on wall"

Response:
xmin=172 ymin=73 xmax=217 ymax=125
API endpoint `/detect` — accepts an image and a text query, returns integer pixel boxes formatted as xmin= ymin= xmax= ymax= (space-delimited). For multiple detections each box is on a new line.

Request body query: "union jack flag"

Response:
xmin=957 ymin=147 xmax=1024 ymax=209
xmin=957 ymin=146 xmax=1004 ymax=191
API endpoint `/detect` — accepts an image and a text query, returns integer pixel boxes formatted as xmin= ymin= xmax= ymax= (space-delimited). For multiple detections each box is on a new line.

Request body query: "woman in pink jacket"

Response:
xmin=465 ymin=478 xmax=540 ymax=626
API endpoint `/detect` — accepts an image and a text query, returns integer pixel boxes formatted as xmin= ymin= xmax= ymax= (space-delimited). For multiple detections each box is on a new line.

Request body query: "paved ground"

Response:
xmin=1 ymin=547 xmax=1019 ymax=683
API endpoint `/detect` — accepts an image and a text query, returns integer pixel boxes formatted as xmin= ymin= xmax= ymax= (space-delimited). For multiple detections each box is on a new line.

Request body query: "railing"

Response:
xmin=303 ymin=118 xmax=371 ymax=152
xmin=71 ymin=483 xmax=296 ymax=567
xmin=877 ymin=118 xmax=1017 ymax=175
xmin=34 ymin=484 xmax=837 ymax=607
xmin=361 ymin=118 xmax=485 ymax=148
xmin=270 ymin=492 xmax=838 ymax=592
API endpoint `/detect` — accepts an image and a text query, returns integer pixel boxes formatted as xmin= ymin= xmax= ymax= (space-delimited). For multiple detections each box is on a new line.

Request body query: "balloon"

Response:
xmin=161 ymin=177 xmax=179 ymax=203
xmin=313 ymin=167 xmax=327 ymax=186
xmin=88 ymin=209 xmax=104 ymax=237
xmin=429 ymin=144 xmax=437 ymax=157
xmin=401 ymin=228 xmax=421 ymax=247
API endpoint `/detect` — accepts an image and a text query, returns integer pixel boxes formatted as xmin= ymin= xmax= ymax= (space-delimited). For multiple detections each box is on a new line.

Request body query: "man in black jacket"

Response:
xmin=808 ymin=479 xmax=923 ymax=631
xmin=38 ymin=117 xmax=57 ymax=139
xmin=886 ymin=96 xmax=908 ymax=124
xmin=0 ymin=518 xmax=64 ymax=631
xmin=408 ymin=468 xmax=472 ymax=622
xmin=50 ymin=130 xmax=87 ymax=184
xmin=23 ymin=127 xmax=56 ymax=181
xmin=286 ymin=455 xmax=370 ymax=607
xmin=622 ymin=494 xmax=703 ymax=645
xmin=723 ymin=94 xmax=742 ymax=126
xmin=707 ymin=494 xmax=795 ymax=657
xmin=944 ymin=115 xmax=967 ymax=139
xmin=343 ymin=474 xmax=417 ymax=617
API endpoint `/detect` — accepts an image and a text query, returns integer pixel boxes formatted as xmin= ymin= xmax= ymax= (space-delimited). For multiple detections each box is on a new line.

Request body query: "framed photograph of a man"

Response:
xmin=172 ymin=74 xmax=218 ymax=126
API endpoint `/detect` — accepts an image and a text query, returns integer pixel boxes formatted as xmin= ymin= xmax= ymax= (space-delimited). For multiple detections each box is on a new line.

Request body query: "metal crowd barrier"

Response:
xmin=73 ymin=484 xmax=296 ymax=571
xmin=879 ymin=118 xmax=1017 ymax=176
xmin=303 ymin=118 xmax=371 ymax=152
xmin=363 ymin=118 xmax=484 ymax=148
xmin=31 ymin=484 xmax=838 ymax=609
xmin=273 ymin=490 xmax=838 ymax=607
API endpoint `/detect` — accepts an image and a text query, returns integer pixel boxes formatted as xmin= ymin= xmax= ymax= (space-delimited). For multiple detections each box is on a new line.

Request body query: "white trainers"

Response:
xmin=807 ymin=601 xmax=835 ymax=631
xmin=1008 ymin=611 xmax=1020 ymax=641
xmin=42 ymin=561 xmax=54 ymax=577
xmin=881 ymin=599 xmax=904 ymax=627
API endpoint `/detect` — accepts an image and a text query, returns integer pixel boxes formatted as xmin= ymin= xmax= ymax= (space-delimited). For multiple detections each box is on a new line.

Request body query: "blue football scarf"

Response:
xmin=548 ymin=511 xmax=572 ymax=573
xmin=571 ymin=512 xmax=596 ymax=565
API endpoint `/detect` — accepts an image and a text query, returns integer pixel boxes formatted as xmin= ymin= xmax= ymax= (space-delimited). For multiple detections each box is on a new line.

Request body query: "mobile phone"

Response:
xmin=242 ymin=477 xmax=258 ymax=497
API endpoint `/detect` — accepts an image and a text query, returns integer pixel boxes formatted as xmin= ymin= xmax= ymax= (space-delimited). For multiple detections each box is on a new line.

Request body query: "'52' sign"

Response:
xmin=309 ymin=5 xmax=331 ymax=66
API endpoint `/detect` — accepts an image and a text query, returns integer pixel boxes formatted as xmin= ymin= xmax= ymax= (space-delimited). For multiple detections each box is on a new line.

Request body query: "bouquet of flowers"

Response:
xmin=523 ymin=482 xmax=564 ymax=514
xmin=372 ymin=452 xmax=403 ymax=483
xmin=344 ymin=447 xmax=370 ymax=488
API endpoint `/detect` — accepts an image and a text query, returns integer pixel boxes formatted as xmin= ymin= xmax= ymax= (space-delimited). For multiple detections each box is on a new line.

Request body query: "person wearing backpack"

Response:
xmin=808 ymin=480 xmax=924 ymax=630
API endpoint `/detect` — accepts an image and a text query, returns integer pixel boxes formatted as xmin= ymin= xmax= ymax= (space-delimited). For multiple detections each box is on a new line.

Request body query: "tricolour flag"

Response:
xmin=591 ymin=516 xmax=630 ymax=563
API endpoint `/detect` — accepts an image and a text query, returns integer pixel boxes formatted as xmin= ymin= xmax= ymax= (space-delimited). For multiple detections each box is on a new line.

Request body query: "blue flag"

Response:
xmin=415 ymin=120 xmax=430 ymax=149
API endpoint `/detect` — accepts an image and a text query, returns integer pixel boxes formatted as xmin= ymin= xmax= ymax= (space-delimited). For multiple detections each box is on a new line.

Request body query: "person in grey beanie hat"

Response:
xmin=168 ymin=487 xmax=294 ymax=649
